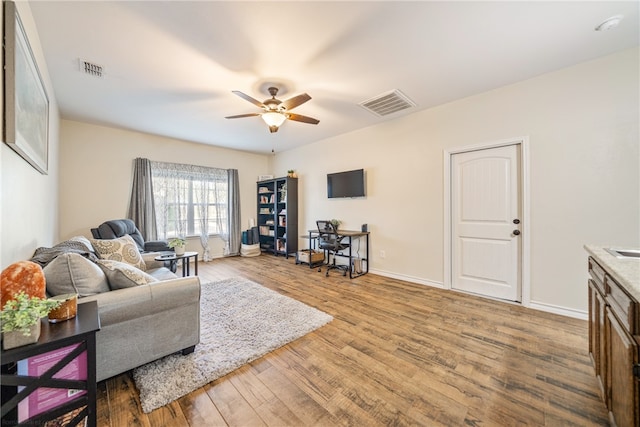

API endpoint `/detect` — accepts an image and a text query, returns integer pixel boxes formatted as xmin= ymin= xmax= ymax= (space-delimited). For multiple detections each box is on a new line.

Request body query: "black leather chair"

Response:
xmin=91 ymin=219 xmax=170 ymax=252
xmin=316 ymin=220 xmax=350 ymax=276
xmin=91 ymin=219 xmax=176 ymax=272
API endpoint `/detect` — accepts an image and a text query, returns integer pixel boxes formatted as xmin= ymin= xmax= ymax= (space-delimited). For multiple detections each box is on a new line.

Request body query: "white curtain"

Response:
xmin=151 ymin=161 xmax=228 ymax=262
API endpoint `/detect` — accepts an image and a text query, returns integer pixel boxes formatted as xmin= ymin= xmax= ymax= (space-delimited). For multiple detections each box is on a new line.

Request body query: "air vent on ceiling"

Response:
xmin=359 ymin=89 xmax=416 ymax=117
xmin=79 ymin=59 xmax=104 ymax=78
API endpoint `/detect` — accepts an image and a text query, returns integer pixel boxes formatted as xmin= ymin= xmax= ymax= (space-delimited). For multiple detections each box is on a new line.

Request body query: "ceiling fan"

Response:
xmin=225 ymin=87 xmax=320 ymax=133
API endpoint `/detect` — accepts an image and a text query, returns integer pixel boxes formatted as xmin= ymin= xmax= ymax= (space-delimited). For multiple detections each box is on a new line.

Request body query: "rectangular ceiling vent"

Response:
xmin=359 ymin=89 xmax=416 ymax=117
xmin=79 ymin=59 xmax=104 ymax=78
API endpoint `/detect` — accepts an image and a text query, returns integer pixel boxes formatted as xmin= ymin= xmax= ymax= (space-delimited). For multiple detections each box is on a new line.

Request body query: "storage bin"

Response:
xmin=297 ymin=249 xmax=324 ymax=265
xmin=241 ymin=243 xmax=261 ymax=257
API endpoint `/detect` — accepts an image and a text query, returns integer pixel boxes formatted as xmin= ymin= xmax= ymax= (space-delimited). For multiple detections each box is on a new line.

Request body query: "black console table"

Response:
xmin=1 ymin=301 xmax=101 ymax=427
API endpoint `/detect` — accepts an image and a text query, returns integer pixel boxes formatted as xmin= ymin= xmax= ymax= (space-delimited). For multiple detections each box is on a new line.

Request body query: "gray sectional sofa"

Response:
xmin=36 ymin=237 xmax=200 ymax=382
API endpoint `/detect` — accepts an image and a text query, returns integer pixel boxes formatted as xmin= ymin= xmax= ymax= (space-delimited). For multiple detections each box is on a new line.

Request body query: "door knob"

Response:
xmin=513 ymin=230 xmax=521 ymax=236
xmin=513 ymin=219 xmax=520 ymax=224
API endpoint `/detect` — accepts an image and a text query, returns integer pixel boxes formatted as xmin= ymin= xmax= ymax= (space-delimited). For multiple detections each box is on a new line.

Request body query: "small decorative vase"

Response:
xmin=2 ymin=321 xmax=41 ymax=350
xmin=174 ymin=246 xmax=186 ymax=256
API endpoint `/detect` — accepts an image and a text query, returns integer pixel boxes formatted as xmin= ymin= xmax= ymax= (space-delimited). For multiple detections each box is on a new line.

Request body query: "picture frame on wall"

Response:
xmin=3 ymin=1 xmax=49 ymax=175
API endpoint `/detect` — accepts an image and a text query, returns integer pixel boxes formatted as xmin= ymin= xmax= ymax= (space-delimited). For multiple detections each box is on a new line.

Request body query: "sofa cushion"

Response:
xmin=97 ymin=260 xmax=158 ymax=290
xmin=146 ymin=267 xmax=179 ymax=281
xmin=44 ymin=253 xmax=110 ymax=297
xmin=91 ymin=235 xmax=146 ymax=270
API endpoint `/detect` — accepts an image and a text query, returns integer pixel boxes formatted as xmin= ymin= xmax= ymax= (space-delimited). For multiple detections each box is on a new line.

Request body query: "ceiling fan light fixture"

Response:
xmin=595 ymin=15 xmax=624 ymax=31
xmin=262 ymin=111 xmax=287 ymax=128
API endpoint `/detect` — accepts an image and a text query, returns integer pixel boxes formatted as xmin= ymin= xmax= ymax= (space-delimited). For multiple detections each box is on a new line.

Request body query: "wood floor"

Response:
xmin=96 ymin=255 xmax=609 ymax=426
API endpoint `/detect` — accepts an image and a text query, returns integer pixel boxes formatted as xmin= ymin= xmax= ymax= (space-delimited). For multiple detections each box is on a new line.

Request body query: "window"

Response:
xmin=151 ymin=161 xmax=228 ymax=239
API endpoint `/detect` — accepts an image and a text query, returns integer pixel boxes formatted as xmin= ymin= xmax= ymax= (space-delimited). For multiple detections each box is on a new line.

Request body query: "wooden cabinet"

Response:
xmin=257 ymin=177 xmax=298 ymax=257
xmin=588 ymin=256 xmax=639 ymax=427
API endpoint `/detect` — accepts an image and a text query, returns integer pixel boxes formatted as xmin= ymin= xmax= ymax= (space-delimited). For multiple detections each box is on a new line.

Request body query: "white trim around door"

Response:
xmin=444 ymin=137 xmax=530 ymax=307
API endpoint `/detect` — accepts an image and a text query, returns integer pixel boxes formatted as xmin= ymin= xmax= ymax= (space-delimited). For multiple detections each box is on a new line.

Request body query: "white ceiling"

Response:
xmin=29 ymin=1 xmax=639 ymax=154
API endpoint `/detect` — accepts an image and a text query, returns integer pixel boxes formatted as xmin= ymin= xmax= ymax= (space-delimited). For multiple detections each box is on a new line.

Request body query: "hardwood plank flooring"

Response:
xmin=96 ymin=255 xmax=609 ymax=426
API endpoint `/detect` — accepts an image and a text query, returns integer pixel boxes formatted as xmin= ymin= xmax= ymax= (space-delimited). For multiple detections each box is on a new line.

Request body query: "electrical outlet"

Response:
xmin=380 ymin=250 xmax=386 ymax=258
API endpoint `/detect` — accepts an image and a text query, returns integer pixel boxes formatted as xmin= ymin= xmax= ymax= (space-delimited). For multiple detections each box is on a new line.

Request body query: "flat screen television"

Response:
xmin=327 ymin=169 xmax=365 ymax=198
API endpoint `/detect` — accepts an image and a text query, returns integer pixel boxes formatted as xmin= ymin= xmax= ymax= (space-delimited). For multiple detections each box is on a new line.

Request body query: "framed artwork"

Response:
xmin=3 ymin=1 xmax=49 ymax=174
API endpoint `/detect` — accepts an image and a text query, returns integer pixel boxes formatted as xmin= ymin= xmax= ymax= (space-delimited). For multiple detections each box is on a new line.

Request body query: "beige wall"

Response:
xmin=1 ymin=2 xmax=60 ymax=268
xmin=59 ymin=120 xmax=269 ymax=258
xmin=274 ymin=48 xmax=640 ymax=317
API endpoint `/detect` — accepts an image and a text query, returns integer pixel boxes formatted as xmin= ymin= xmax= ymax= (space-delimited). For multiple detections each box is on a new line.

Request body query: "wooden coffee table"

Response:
xmin=155 ymin=251 xmax=198 ymax=276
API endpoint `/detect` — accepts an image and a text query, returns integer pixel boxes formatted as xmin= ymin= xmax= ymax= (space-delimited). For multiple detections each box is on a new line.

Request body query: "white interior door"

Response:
xmin=451 ymin=144 xmax=521 ymax=301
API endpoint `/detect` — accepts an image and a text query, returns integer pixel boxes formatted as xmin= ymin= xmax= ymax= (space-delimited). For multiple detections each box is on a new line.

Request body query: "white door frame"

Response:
xmin=444 ymin=137 xmax=531 ymax=307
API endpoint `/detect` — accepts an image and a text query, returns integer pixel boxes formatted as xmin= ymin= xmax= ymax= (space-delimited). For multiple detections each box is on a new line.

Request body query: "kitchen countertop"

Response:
xmin=585 ymin=245 xmax=640 ymax=301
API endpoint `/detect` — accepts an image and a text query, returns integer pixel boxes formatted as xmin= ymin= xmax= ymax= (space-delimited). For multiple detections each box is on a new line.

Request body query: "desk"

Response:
xmin=1 ymin=301 xmax=100 ymax=427
xmin=155 ymin=251 xmax=199 ymax=276
xmin=308 ymin=229 xmax=369 ymax=278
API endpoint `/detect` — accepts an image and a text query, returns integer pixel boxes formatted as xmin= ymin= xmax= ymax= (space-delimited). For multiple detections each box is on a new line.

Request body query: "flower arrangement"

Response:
xmin=1 ymin=292 xmax=61 ymax=335
xmin=167 ymin=237 xmax=186 ymax=249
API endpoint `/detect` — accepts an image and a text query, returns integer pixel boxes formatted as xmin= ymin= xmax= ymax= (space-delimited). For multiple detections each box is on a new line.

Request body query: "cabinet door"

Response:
xmin=606 ymin=307 xmax=639 ymax=427
xmin=589 ymin=280 xmax=607 ymax=399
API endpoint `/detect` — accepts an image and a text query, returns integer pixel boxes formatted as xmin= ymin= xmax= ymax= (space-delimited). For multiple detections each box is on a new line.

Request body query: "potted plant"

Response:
xmin=1 ymin=292 xmax=61 ymax=350
xmin=168 ymin=237 xmax=187 ymax=256
xmin=330 ymin=219 xmax=341 ymax=230
xmin=287 ymin=170 xmax=297 ymax=178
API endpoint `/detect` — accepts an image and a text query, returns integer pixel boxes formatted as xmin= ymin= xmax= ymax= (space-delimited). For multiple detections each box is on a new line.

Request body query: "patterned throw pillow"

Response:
xmin=96 ymin=260 xmax=158 ymax=290
xmin=90 ymin=235 xmax=146 ymax=271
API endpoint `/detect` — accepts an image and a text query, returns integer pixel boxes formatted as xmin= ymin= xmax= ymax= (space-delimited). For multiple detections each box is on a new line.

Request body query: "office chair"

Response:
xmin=316 ymin=220 xmax=350 ymax=276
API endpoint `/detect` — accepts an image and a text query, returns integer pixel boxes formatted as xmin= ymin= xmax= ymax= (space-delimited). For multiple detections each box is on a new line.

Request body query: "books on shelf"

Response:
xmin=260 ymin=195 xmax=274 ymax=204
xmin=278 ymin=217 xmax=286 ymax=227
xmin=259 ymin=226 xmax=274 ymax=236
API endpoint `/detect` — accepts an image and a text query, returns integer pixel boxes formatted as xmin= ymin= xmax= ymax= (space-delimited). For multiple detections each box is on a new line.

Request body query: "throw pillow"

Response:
xmin=91 ymin=235 xmax=146 ymax=271
xmin=43 ymin=253 xmax=110 ymax=297
xmin=68 ymin=235 xmax=95 ymax=253
xmin=97 ymin=260 xmax=158 ymax=290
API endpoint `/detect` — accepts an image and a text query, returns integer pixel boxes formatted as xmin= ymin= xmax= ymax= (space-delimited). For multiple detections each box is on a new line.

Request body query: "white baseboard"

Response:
xmin=528 ymin=301 xmax=588 ymax=320
xmin=368 ymin=269 xmax=444 ymax=289
xmin=368 ymin=269 xmax=587 ymax=320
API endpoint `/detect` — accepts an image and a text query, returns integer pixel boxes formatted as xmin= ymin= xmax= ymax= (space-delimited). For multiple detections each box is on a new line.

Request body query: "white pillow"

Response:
xmin=90 ymin=235 xmax=146 ymax=271
xmin=96 ymin=260 xmax=158 ymax=290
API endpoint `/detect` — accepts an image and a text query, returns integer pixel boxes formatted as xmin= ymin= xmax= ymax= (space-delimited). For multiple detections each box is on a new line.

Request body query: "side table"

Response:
xmin=155 ymin=251 xmax=199 ymax=276
xmin=1 ymin=300 xmax=101 ymax=427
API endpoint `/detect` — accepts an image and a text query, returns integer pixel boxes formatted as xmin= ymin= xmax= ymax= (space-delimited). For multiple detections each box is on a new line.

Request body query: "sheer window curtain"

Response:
xmin=150 ymin=161 xmax=237 ymax=261
xmin=127 ymin=158 xmax=157 ymax=241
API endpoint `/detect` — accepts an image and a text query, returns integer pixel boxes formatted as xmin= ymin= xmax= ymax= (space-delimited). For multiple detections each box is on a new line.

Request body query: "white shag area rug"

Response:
xmin=132 ymin=277 xmax=333 ymax=413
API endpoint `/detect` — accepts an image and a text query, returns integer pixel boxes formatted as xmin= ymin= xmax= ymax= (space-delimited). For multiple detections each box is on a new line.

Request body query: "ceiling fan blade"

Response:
xmin=231 ymin=91 xmax=264 ymax=108
xmin=225 ymin=113 xmax=261 ymax=119
xmin=287 ymin=113 xmax=319 ymax=125
xmin=281 ymin=93 xmax=311 ymax=110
